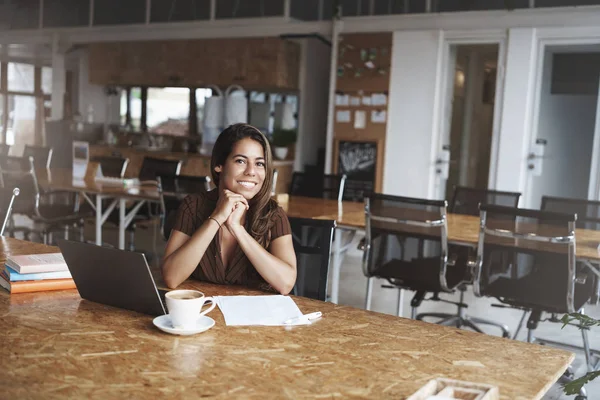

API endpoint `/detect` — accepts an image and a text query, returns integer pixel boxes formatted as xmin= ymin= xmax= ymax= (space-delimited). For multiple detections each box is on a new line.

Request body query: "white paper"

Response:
xmin=361 ymin=96 xmax=372 ymax=106
xmin=354 ymin=110 xmax=366 ymax=129
xmin=371 ymin=110 xmax=387 ymax=123
xmin=336 ymin=110 xmax=351 ymax=123
xmin=349 ymin=96 xmax=361 ymax=106
xmin=214 ymin=295 xmax=310 ymax=326
xmin=371 ymin=93 xmax=387 ymax=106
xmin=335 ymin=94 xmax=349 ymax=106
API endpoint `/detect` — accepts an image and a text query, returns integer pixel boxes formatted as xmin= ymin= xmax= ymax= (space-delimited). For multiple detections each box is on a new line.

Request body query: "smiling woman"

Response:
xmin=161 ymin=123 xmax=297 ymax=294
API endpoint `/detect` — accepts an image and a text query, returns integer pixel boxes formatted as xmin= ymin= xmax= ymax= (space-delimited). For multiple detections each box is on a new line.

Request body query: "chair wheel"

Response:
xmin=502 ymin=332 xmax=510 ymax=338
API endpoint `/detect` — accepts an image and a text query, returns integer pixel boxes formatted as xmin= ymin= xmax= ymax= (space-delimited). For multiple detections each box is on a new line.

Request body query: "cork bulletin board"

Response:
xmin=332 ymin=32 xmax=393 ymax=193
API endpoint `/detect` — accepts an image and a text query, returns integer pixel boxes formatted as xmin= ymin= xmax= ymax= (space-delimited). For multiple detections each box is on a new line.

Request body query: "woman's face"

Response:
xmin=215 ymin=137 xmax=266 ymax=200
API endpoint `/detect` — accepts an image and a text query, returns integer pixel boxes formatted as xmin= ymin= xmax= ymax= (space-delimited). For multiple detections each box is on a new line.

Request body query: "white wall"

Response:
xmin=384 ymin=30 xmax=442 ymax=197
xmin=294 ymin=37 xmax=331 ymax=172
xmin=77 ymin=49 xmax=120 ymax=125
xmin=527 ymin=49 xmax=598 ymax=208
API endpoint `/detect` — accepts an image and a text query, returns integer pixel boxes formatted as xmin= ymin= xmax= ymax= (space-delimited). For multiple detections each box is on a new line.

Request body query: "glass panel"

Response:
xmin=216 ymin=0 xmax=284 ymax=18
xmin=8 ymin=63 xmax=35 ymax=93
xmin=150 ymin=0 xmax=211 ymax=22
xmin=0 ymin=0 xmax=39 ymax=29
xmin=0 ymin=95 xmax=4 ymax=144
xmin=435 ymin=0 xmax=529 ymax=11
xmin=44 ymin=0 xmax=90 ymax=27
xmin=130 ymin=87 xmax=142 ymax=131
xmin=536 ymin=0 xmax=600 ymax=6
xmin=341 ymin=0 xmax=360 ymax=16
xmin=94 ymin=0 xmax=146 ymax=25
xmin=41 ymin=67 xmax=52 ymax=94
xmin=120 ymin=90 xmax=128 ymax=127
xmin=322 ymin=0 xmax=335 ymax=19
xmin=195 ymin=88 xmax=212 ymax=133
xmin=373 ymin=0 xmax=425 ymax=14
xmin=291 ymin=0 xmax=320 ymax=20
xmin=6 ymin=95 xmax=37 ymax=149
xmin=147 ymin=87 xmax=190 ymax=136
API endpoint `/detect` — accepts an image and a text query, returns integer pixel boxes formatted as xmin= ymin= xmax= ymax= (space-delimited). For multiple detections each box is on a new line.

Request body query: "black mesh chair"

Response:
xmin=139 ymin=157 xmax=182 ymax=181
xmin=0 ymin=187 xmax=19 ymax=236
xmin=474 ymin=204 xmax=598 ymax=372
xmin=160 ymin=175 xmax=212 ymax=241
xmin=0 ymin=144 xmax=9 ymax=157
xmin=415 ymin=187 xmax=520 ymax=336
xmin=290 ymin=172 xmax=346 ymax=202
xmin=342 ymin=177 xmax=371 ymax=203
xmin=362 ymin=193 xmax=463 ymax=318
xmin=289 ymin=217 xmax=336 ymax=301
xmin=91 ymin=156 xmax=129 ymax=178
xmin=23 ymin=145 xmax=53 ymax=169
xmin=0 ymin=157 xmax=88 ymax=243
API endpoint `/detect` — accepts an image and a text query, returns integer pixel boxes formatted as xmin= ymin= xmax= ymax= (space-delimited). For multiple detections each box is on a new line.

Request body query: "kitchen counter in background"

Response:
xmin=90 ymin=145 xmax=294 ymax=194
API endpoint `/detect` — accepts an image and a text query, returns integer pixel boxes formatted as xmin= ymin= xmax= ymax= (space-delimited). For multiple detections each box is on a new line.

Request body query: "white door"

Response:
xmin=587 ymin=77 xmax=600 ymax=201
xmin=525 ymin=48 xmax=600 ymax=209
xmin=433 ymin=44 xmax=457 ymax=200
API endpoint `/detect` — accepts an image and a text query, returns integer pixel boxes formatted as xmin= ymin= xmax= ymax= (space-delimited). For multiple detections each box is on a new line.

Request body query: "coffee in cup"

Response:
xmin=165 ymin=290 xmax=215 ymax=330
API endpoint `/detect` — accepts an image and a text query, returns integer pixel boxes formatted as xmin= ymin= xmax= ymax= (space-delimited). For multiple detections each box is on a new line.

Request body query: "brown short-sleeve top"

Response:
xmin=171 ymin=190 xmax=292 ymax=288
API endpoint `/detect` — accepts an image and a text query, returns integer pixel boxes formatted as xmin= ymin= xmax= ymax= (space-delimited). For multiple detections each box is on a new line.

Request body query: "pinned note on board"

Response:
xmin=371 ymin=110 xmax=386 ymax=124
xmin=354 ymin=111 xmax=366 ymax=129
xmin=336 ymin=110 xmax=351 ymax=123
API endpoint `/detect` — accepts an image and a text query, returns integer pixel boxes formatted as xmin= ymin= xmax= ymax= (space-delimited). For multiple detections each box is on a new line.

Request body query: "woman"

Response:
xmin=162 ymin=123 xmax=297 ymax=294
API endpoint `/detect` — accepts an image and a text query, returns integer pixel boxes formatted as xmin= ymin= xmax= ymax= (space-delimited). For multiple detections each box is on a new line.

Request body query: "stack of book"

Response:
xmin=0 ymin=253 xmax=76 ymax=294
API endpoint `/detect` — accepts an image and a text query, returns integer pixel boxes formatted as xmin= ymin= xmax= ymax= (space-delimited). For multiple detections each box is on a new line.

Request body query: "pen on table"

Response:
xmin=284 ymin=312 xmax=322 ymax=325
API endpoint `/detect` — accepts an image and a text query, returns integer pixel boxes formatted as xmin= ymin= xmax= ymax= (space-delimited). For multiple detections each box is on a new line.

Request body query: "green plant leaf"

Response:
xmin=563 ymin=371 xmax=600 ymax=395
xmin=561 ymin=313 xmax=600 ymax=330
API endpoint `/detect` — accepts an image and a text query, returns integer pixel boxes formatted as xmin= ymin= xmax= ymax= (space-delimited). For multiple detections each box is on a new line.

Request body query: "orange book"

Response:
xmin=0 ymin=272 xmax=76 ymax=294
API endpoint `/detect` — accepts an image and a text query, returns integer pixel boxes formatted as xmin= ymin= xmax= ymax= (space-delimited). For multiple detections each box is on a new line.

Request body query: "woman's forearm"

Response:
xmin=161 ymin=219 xmax=221 ymax=288
xmin=228 ymin=225 xmax=296 ymax=294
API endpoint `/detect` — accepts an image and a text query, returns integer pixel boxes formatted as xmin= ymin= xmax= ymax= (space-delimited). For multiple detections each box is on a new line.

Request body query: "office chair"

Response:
xmin=416 ymin=186 xmax=519 ymax=336
xmin=473 ymin=204 xmax=597 ymax=397
xmin=23 ymin=145 xmax=53 ymax=169
xmin=1 ymin=187 xmax=19 ymax=236
xmin=362 ymin=193 xmax=465 ymax=318
xmin=289 ymin=172 xmax=347 ymax=202
xmin=289 ymin=217 xmax=336 ymax=301
xmin=160 ymin=176 xmax=212 ymax=241
xmin=91 ymin=156 xmax=129 ymax=178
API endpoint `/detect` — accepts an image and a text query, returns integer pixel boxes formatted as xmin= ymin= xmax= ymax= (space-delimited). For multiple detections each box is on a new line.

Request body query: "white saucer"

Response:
xmin=153 ymin=315 xmax=215 ymax=336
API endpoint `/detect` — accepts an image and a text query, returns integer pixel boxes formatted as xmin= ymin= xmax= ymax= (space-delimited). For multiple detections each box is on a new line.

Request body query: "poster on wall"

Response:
xmin=338 ymin=141 xmax=377 ymax=201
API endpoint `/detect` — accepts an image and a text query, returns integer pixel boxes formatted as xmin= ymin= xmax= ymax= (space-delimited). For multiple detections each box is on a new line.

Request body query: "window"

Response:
xmin=216 ymin=0 xmax=284 ymax=18
xmin=8 ymin=63 xmax=35 ymax=93
xmin=6 ymin=95 xmax=37 ymax=147
xmin=373 ymin=0 xmax=426 ymax=14
xmin=1 ymin=0 xmax=39 ymax=29
xmin=42 ymin=67 xmax=52 ymax=95
xmin=291 ymin=0 xmax=321 ymax=20
xmin=147 ymin=87 xmax=190 ymax=136
xmin=94 ymin=0 xmax=146 ymax=25
xmin=434 ymin=0 xmax=528 ymax=12
xmin=150 ymin=0 xmax=211 ymax=22
xmin=43 ymin=0 xmax=90 ymax=27
xmin=130 ymin=87 xmax=142 ymax=131
xmin=195 ymin=88 xmax=213 ymax=133
xmin=535 ymin=0 xmax=600 ymax=6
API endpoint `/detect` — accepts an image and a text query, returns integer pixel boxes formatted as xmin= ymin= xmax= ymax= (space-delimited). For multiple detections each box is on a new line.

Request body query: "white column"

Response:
xmin=51 ymin=33 xmax=66 ymax=120
xmin=324 ymin=18 xmax=342 ymax=174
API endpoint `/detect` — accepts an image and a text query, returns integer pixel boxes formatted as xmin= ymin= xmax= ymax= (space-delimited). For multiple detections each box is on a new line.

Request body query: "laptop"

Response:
xmin=56 ymin=239 xmax=167 ymax=316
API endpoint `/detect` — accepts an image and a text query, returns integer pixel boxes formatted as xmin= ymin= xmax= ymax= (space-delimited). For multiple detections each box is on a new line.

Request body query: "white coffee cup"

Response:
xmin=165 ymin=290 xmax=216 ymax=330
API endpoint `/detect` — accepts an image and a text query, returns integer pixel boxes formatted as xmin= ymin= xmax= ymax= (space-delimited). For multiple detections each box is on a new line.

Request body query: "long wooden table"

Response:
xmin=280 ymin=196 xmax=600 ymax=304
xmin=0 ymin=237 xmax=574 ymax=398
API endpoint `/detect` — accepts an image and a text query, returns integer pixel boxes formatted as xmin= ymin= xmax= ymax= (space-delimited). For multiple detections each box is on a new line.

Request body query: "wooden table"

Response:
xmin=0 ymin=237 xmax=574 ymax=399
xmin=282 ymin=196 xmax=600 ymax=304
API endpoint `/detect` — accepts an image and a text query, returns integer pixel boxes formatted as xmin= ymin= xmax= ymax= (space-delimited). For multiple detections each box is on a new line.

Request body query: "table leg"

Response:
xmin=119 ymin=198 xmax=126 ymax=250
xmin=95 ymin=195 xmax=102 ymax=246
xmin=330 ymin=228 xmax=343 ymax=304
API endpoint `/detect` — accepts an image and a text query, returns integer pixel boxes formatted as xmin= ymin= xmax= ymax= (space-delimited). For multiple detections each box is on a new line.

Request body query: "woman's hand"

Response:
xmin=211 ymin=189 xmax=249 ymax=225
xmin=226 ymin=201 xmax=247 ymax=232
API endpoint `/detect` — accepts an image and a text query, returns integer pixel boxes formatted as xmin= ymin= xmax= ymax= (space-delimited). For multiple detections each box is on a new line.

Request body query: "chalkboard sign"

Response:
xmin=338 ymin=141 xmax=377 ymax=201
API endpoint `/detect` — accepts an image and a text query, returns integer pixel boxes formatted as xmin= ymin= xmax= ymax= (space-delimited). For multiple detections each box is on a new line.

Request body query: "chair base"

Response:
xmin=417 ymin=312 xmax=511 ymax=338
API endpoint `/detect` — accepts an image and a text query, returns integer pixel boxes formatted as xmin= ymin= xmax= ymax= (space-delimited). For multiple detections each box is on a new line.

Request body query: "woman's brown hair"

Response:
xmin=210 ymin=123 xmax=278 ymax=246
